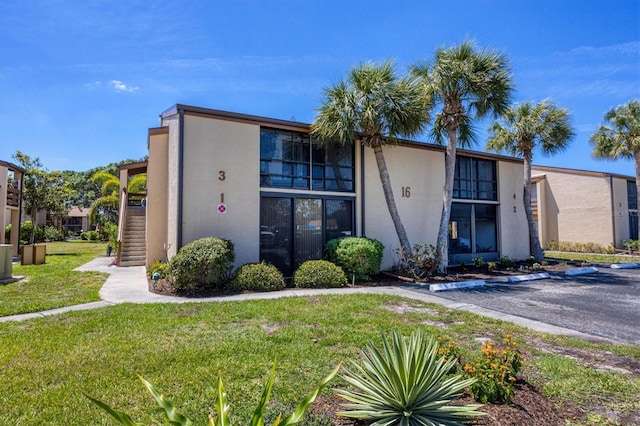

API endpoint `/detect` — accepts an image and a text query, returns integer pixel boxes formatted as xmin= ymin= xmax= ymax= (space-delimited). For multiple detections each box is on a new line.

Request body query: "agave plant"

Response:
xmin=336 ymin=330 xmax=483 ymax=426
xmin=85 ymin=359 xmax=340 ymax=426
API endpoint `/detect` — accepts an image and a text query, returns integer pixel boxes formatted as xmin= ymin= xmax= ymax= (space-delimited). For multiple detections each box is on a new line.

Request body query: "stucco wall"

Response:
xmin=498 ymin=161 xmax=530 ymax=260
xmin=181 ymin=115 xmax=260 ymax=268
xmin=146 ymin=128 xmax=169 ymax=267
xmin=363 ymin=145 xmax=445 ymax=270
xmin=538 ymin=169 xmax=613 ymax=247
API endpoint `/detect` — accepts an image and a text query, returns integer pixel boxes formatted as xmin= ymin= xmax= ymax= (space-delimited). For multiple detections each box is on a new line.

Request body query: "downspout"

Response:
xmin=360 ymin=143 xmax=365 ymax=237
xmin=177 ymin=108 xmax=185 ymax=249
xmin=609 ymin=174 xmax=616 ymax=248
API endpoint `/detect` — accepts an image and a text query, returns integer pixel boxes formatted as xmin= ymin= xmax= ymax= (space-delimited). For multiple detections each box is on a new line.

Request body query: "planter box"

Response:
xmin=20 ymin=244 xmax=46 ymax=265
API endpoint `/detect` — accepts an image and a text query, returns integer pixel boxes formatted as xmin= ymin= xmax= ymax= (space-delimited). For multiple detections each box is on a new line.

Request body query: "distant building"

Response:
xmin=118 ymin=104 xmax=532 ymax=273
xmin=531 ymin=165 xmax=638 ymax=249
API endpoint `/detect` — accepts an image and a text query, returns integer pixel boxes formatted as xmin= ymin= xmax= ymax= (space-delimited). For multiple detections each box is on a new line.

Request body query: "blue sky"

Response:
xmin=1 ymin=0 xmax=638 ymax=176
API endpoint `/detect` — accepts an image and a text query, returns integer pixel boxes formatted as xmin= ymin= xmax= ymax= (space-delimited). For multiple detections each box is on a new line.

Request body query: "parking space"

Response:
xmin=421 ymin=267 xmax=640 ymax=345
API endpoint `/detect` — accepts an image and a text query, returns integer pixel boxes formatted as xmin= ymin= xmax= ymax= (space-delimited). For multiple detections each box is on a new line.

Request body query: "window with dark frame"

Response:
xmin=260 ymin=128 xmax=354 ymax=192
xmin=453 ymin=156 xmax=497 ymax=201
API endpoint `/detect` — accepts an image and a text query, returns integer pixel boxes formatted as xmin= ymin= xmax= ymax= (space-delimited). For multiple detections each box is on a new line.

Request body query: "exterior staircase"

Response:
xmin=119 ymin=207 xmax=146 ymax=267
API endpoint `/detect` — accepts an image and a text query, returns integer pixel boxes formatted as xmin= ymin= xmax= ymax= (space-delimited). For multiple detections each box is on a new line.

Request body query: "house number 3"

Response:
xmin=402 ymin=186 xmax=411 ymax=198
xmin=218 ymin=170 xmax=226 ymax=181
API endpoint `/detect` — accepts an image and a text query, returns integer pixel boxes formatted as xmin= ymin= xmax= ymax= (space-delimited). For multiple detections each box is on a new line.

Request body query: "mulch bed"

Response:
xmin=310 ymin=379 xmax=585 ymax=426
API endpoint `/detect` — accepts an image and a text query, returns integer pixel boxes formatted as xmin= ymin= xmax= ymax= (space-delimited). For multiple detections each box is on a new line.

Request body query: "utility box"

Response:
xmin=21 ymin=245 xmax=33 ymax=265
xmin=0 ymin=244 xmax=12 ymax=280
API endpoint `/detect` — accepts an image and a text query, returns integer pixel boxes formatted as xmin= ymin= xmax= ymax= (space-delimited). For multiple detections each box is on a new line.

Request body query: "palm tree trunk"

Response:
xmin=523 ymin=154 xmax=544 ymax=262
xmin=634 ymin=149 xmax=640 ymax=239
xmin=436 ymin=128 xmax=457 ymax=273
xmin=372 ymin=144 xmax=412 ymax=255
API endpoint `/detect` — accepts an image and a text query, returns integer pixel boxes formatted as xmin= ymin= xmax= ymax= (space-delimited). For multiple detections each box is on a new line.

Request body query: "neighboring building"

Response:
xmin=120 ymin=104 xmax=530 ymax=273
xmin=0 ymin=160 xmax=25 ymax=257
xmin=531 ymin=165 xmax=638 ymax=250
xmin=22 ymin=207 xmax=92 ymax=236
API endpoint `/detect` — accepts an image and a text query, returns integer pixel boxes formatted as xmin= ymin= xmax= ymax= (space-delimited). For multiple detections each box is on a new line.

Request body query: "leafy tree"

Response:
xmin=412 ymin=41 xmax=513 ymax=272
xmin=591 ymin=99 xmax=640 ymax=239
xmin=312 ymin=61 xmax=429 ymax=254
xmin=89 ymin=170 xmax=147 ymax=227
xmin=12 ymin=151 xmax=73 ymax=244
xmin=486 ymin=100 xmax=574 ymax=261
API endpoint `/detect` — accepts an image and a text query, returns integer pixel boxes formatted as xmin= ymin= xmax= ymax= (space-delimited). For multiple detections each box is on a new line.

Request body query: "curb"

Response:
xmin=611 ymin=262 xmax=639 ymax=269
xmin=565 ymin=266 xmax=599 ymax=276
xmin=429 ymin=280 xmax=485 ymax=292
xmin=507 ymin=272 xmax=550 ymax=283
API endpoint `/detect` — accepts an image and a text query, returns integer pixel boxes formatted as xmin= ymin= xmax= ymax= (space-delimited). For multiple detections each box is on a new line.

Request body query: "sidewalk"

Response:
xmin=0 ymin=257 xmax=614 ymax=343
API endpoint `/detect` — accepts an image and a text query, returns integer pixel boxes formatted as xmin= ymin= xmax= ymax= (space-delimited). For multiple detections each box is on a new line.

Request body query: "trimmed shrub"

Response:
xmin=231 ymin=261 xmax=286 ymax=292
xmin=326 ymin=237 xmax=384 ymax=282
xmin=81 ymin=230 xmax=100 ymax=241
xmin=546 ymin=240 xmax=614 ymax=254
xmin=169 ymin=237 xmax=234 ymax=294
xmin=20 ymin=220 xmax=45 ymax=243
xmin=44 ymin=226 xmax=63 ymax=242
xmin=294 ymin=260 xmax=348 ymax=288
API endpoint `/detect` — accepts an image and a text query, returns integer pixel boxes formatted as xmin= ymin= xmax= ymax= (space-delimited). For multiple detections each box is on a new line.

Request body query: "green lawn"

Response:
xmin=546 ymin=250 xmax=640 ymax=264
xmin=1 ymin=296 xmax=639 ymax=425
xmin=0 ymin=241 xmax=108 ymax=316
xmin=1 ymin=242 xmax=639 ymax=424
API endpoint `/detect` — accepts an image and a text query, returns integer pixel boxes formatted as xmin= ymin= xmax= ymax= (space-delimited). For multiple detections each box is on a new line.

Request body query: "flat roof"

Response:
xmin=532 ymin=164 xmax=634 ymax=181
xmin=159 ymin=104 xmax=524 ymax=165
xmin=0 ymin=160 xmax=25 ymax=173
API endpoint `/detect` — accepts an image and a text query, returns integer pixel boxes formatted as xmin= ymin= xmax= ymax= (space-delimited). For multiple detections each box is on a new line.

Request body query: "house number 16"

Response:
xmin=402 ymin=186 xmax=411 ymax=198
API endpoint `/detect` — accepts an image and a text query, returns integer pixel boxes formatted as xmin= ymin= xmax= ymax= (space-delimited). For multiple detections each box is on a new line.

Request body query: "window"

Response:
xmin=260 ymin=128 xmax=354 ymax=191
xmin=449 ymin=203 xmax=498 ymax=260
xmin=260 ymin=196 xmax=354 ymax=275
xmin=453 ymin=156 xmax=497 ymax=201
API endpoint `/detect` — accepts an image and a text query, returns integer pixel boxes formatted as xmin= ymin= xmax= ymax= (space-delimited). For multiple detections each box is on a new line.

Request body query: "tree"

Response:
xmin=89 ymin=170 xmax=147 ymax=227
xmin=486 ymin=100 xmax=574 ymax=261
xmin=12 ymin=151 xmax=72 ymax=244
xmin=590 ymin=99 xmax=640 ymax=239
xmin=412 ymin=41 xmax=513 ymax=272
xmin=312 ymin=61 xmax=429 ymax=254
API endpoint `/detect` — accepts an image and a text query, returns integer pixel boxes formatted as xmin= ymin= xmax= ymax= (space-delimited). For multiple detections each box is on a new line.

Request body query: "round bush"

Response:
xmin=169 ymin=237 xmax=235 ymax=295
xmin=231 ymin=262 xmax=286 ymax=292
xmin=325 ymin=237 xmax=384 ymax=282
xmin=294 ymin=260 xmax=348 ymax=288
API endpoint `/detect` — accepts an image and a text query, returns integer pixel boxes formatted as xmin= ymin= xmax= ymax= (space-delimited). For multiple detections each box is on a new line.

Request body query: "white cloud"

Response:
xmin=109 ymin=80 xmax=139 ymax=92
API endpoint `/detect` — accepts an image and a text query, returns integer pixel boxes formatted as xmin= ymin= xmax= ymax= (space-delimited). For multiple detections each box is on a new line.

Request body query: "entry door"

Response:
xmin=295 ymin=198 xmax=323 ymax=267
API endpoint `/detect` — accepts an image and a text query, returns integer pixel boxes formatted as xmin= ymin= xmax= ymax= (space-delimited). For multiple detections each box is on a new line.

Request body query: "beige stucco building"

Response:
xmin=531 ymin=165 xmax=638 ymax=250
xmin=127 ymin=104 xmax=531 ymax=274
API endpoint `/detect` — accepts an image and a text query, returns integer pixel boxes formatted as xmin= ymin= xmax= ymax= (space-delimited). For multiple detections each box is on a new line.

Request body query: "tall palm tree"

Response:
xmin=486 ymin=100 xmax=575 ymax=261
xmin=591 ymin=99 xmax=640 ymax=239
xmin=412 ymin=41 xmax=513 ymax=272
xmin=89 ymin=171 xmax=147 ymax=226
xmin=312 ymin=61 xmax=429 ymax=254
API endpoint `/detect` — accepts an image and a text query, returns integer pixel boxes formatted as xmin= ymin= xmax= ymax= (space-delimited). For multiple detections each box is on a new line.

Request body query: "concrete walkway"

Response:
xmin=0 ymin=257 xmax=616 ymax=343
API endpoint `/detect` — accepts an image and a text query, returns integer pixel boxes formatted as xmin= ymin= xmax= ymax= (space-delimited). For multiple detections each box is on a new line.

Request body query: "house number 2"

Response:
xmin=402 ymin=186 xmax=411 ymax=198
xmin=218 ymin=170 xmax=226 ymax=181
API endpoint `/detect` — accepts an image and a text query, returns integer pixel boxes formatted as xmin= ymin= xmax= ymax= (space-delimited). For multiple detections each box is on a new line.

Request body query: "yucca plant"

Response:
xmin=336 ymin=330 xmax=483 ymax=426
xmin=85 ymin=360 xmax=340 ymax=425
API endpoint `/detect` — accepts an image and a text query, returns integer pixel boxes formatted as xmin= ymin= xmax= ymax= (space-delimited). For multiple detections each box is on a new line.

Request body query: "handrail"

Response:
xmin=116 ymin=188 xmax=128 ymax=266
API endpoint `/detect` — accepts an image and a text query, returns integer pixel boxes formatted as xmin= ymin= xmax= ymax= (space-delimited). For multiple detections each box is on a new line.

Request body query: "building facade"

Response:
xmin=140 ymin=104 xmax=530 ymax=274
xmin=531 ymin=165 xmax=638 ymax=249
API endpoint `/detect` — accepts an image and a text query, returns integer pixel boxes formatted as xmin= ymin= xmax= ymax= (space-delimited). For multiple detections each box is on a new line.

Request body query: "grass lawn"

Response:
xmin=546 ymin=250 xmax=640 ymax=264
xmin=1 ymin=296 xmax=639 ymax=425
xmin=0 ymin=241 xmax=108 ymax=316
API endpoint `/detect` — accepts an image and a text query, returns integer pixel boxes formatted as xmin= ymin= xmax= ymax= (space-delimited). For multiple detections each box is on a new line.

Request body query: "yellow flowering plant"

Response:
xmin=463 ymin=335 xmax=523 ymax=404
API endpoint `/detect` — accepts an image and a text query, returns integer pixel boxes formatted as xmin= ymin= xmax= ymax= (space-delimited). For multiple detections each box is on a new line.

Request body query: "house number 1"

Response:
xmin=402 ymin=186 xmax=411 ymax=198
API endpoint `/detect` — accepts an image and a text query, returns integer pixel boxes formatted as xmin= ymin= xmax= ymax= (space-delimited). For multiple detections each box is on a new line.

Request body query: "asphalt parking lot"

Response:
xmin=423 ymin=267 xmax=640 ymax=345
